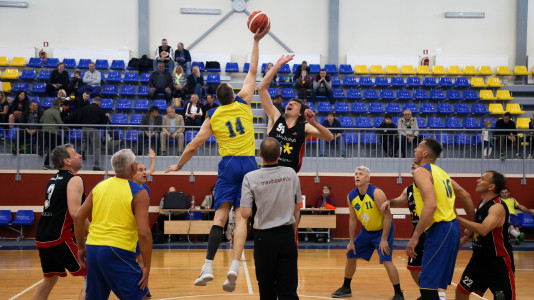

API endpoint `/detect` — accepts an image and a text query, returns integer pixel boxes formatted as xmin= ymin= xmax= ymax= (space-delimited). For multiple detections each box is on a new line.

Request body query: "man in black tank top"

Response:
xmin=258 ymin=55 xmax=334 ymax=173
xmin=153 ymin=38 xmax=174 ymax=71
xmin=456 ymin=171 xmax=515 ymax=300
xmin=33 ymin=144 xmax=89 ymax=300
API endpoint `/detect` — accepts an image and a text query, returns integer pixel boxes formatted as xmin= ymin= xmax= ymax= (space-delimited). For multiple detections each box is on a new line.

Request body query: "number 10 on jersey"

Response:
xmin=225 ymin=117 xmax=245 ymax=138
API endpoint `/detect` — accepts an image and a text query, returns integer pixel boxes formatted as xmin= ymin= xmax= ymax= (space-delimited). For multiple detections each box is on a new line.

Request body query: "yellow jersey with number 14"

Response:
xmin=413 ymin=163 xmax=456 ymax=231
xmin=207 ymin=96 xmax=255 ymax=157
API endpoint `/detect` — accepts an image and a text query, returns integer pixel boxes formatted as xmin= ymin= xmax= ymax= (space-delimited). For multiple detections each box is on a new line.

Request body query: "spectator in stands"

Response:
xmin=153 ymin=38 xmax=174 ymax=71
xmin=312 ymin=69 xmax=333 ymax=104
xmin=398 ymin=110 xmax=419 ymax=158
xmin=174 ymin=42 xmax=192 ymax=75
xmin=272 ymin=94 xmax=284 ymax=114
xmin=495 ymin=112 xmax=519 ymax=160
xmin=0 ymin=92 xmax=9 ymax=125
xmin=40 ymin=99 xmax=64 ymax=170
xmin=295 ymin=69 xmax=312 ymax=100
xmin=161 ymin=106 xmax=184 ymax=156
xmin=320 ymin=112 xmax=346 ymax=157
xmin=67 ymin=90 xmax=91 ymax=124
xmin=529 ymin=113 xmax=534 ymax=159
xmin=47 ymin=62 xmax=69 ymax=97
xmin=186 ymin=65 xmax=205 ymax=99
xmin=262 ymin=62 xmax=277 ymax=87
xmin=184 ymin=94 xmax=203 ymax=128
xmin=315 ymin=184 xmax=335 ymax=208
xmin=8 ymin=90 xmax=30 ymax=128
xmin=68 ymin=70 xmax=83 ymax=96
xmin=201 ymin=185 xmax=216 ymax=209
xmin=379 ymin=114 xmax=398 ymax=157
xmin=79 ymin=62 xmax=101 ymax=97
xmin=202 ymin=94 xmax=219 ymax=121
xmin=293 ymin=60 xmax=311 ymax=81
xmin=500 ymin=187 xmax=534 ymax=244
xmin=139 ymin=105 xmax=162 ymax=156
xmin=172 ymin=65 xmax=187 ymax=100
xmin=149 ymin=62 xmax=173 ymax=101
xmin=77 ymin=96 xmax=108 ymax=171
xmin=482 ymin=119 xmax=494 ymax=159
xmin=19 ymin=100 xmax=43 ymax=155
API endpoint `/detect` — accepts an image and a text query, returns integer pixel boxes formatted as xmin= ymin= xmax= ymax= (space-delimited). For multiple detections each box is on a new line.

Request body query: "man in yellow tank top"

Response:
xmin=74 ymin=149 xmax=152 ymax=300
xmin=332 ymin=166 xmax=404 ymax=299
xmin=500 ymin=187 xmax=533 ymax=244
xmin=407 ymin=138 xmax=475 ymax=300
xmin=165 ymin=24 xmax=271 ymax=292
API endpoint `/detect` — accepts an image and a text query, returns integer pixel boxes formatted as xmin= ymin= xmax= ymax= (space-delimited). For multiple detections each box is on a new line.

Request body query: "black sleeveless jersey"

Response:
xmin=36 ymin=170 xmax=85 ymax=247
xmin=472 ymin=196 xmax=513 ymax=258
xmin=406 ymin=185 xmax=419 ymax=225
xmin=267 ymin=116 xmax=306 ymax=172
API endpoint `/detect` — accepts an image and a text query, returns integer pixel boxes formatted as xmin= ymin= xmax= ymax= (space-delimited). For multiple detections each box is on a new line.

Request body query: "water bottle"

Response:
xmin=191 ymin=195 xmax=196 ymax=209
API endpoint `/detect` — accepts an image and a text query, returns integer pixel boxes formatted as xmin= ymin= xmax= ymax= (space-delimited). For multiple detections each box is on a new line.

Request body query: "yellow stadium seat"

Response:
xmin=447 ymin=66 xmax=463 ymax=75
xmin=506 ymin=103 xmax=525 ymax=115
xmin=487 ymin=77 xmax=504 ymax=88
xmin=513 ymin=66 xmax=530 ymax=75
xmin=354 ymin=65 xmax=369 ymax=75
xmin=370 ymin=65 xmax=384 ymax=75
xmin=431 ymin=65 xmax=447 ymax=75
xmin=478 ymin=66 xmax=495 ymax=76
xmin=480 ymin=90 xmax=497 ymax=100
xmin=1 ymin=69 xmax=19 ymax=80
xmin=0 ymin=57 xmax=8 ymax=67
xmin=10 ymin=57 xmax=26 ymax=67
xmin=416 ymin=65 xmax=431 ymax=75
xmin=496 ymin=90 xmax=514 ymax=101
xmin=489 ymin=103 xmax=505 ymax=114
xmin=496 ymin=66 xmax=513 ymax=76
xmin=516 ymin=118 xmax=530 ymax=129
xmin=385 ymin=65 xmax=400 ymax=75
xmin=470 ymin=77 xmax=487 ymax=88
xmin=2 ymin=82 xmax=11 ymax=93
xmin=463 ymin=66 xmax=478 ymax=75
xmin=401 ymin=65 xmax=416 ymax=75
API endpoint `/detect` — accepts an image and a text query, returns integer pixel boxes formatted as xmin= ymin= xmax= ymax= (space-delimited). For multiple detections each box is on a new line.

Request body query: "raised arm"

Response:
xmin=258 ymin=55 xmax=294 ymax=124
xmin=457 ymin=204 xmax=505 ymax=236
xmin=146 ymin=148 xmax=156 ymax=176
xmin=237 ymin=24 xmax=271 ymax=105
xmin=304 ymin=109 xmax=334 ymax=142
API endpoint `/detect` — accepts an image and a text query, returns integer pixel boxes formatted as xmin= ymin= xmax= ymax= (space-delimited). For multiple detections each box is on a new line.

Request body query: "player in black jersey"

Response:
xmin=381 ymin=161 xmax=473 ymax=300
xmin=258 ymin=54 xmax=333 ymax=173
xmin=32 ymin=144 xmax=88 ymax=300
xmin=456 ymin=171 xmax=515 ymax=300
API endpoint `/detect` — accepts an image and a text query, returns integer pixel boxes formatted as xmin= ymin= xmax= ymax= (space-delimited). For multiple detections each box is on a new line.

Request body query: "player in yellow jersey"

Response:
xmin=165 ymin=24 xmax=271 ymax=292
xmin=407 ymin=138 xmax=475 ymax=300
xmin=500 ymin=187 xmax=533 ymax=244
xmin=332 ymin=166 xmax=404 ymax=299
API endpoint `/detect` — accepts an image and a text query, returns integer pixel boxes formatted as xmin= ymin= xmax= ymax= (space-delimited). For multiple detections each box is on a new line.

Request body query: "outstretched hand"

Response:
xmin=276 ymin=54 xmax=295 ymax=67
xmin=380 ymin=200 xmax=391 ymax=213
xmin=304 ymin=109 xmax=316 ymax=124
xmin=254 ymin=23 xmax=271 ymax=41
xmin=165 ymin=164 xmax=181 ymax=173
xmin=147 ymin=148 xmax=155 ymax=159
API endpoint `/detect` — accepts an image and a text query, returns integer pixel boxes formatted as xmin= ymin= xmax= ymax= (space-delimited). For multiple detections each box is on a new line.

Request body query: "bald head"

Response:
xmin=260 ymin=137 xmax=281 ymax=164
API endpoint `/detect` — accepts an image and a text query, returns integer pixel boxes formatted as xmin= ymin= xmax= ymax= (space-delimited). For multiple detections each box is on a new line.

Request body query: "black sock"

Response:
xmin=393 ymin=284 xmax=402 ymax=295
xmin=206 ymin=225 xmax=224 ymax=260
xmin=420 ymin=289 xmax=440 ymax=300
xmin=343 ymin=277 xmax=352 ymax=289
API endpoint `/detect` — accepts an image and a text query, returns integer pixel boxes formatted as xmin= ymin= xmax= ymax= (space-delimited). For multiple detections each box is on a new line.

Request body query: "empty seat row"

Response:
xmin=326 ymin=116 xmax=504 ymax=130
xmin=313 ymin=102 xmax=493 ymax=115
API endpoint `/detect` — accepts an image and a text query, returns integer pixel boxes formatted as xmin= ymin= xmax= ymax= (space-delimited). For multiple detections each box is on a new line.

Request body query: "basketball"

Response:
xmin=247 ymin=11 xmax=269 ymax=33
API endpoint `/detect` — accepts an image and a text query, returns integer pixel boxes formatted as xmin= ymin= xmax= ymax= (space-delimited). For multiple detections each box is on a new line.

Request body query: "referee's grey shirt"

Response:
xmin=241 ymin=165 xmax=302 ymax=230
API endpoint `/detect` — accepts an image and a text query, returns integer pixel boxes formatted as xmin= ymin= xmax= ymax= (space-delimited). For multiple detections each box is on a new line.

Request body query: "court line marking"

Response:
xmin=159 ymin=293 xmax=338 ymax=299
xmin=450 ymin=282 xmax=488 ymax=300
xmin=9 ymin=279 xmax=43 ymax=300
xmin=241 ymin=251 xmax=253 ymax=295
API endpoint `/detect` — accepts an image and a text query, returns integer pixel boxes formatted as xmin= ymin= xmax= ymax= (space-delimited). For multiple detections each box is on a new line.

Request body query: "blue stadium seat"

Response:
xmin=340 ymin=116 xmax=354 ymax=127
xmin=333 ymin=89 xmax=346 ymax=100
xmin=130 ymin=114 xmax=143 ymax=125
xmin=407 ymin=77 xmax=422 ymax=88
xmin=454 ymin=103 xmax=470 ymax=114
xmin=279 ymin=75 xmax=293 ymax=86
xmin=100 ymin=98 xmax=114 ymax=110
xmin=358 ymin=76 xmax=373 ymax=87
xmin=480 ymin=118 xmax=496 ymax=129
xmin=416 ymin=117 xmax=426 ymax=129
xmin=12 ymin=210 xmax=34 ymax=227
xmin=303 ymin=102 xmax=315 ymax=113
xmin=363 ymin=89 xmax=379 ymax=100
xmin=445 ymin=117 xmax=462 ymax=129
xmin=422 ymin=77 xmax=438 ymax=88
xmin=42 ymin=97 xmax=54 ymax=108
xmin=137 ymin=86 xmax=150 ymax=97
xmin=123 ymin=72 xmax=139 ymax=83
xmin=413 ymin=89 xmax=428 ymax=100
xmin=186 ymin=130 xmax=199 ymax=143
xmin=292 ymin=64 xmax=300 ymax=74
xmin=125 ymin=130 xmax=139 ymax=142
xmin=402 ymin=103 xmax=419 ymax=114
xmin=192 ymin=62 xmax=205 ymax=72
xmin=437 ymin=103 xmax=453 ymax=114
xmin=44 ymin=58 xmax=60 ymax=68
xmin=454 ymin=77 xmax=470 ymax=88
xmin=368 ymin=103 xmax=384 ymax=114
xmin=435 ymin=132 xmax=453 ymax=145
xmin=334 ymin=101 xmax=350 ymax=113
xmin=324 ymin=64 xmax=337 ymax=74
xmin=37 ymin=70 xmax=52 ymax=81
xmin=471 ymin=103 xmax=489 ymax=114
xmin=30 ymin=83 xmax=46 ymax=94
xmin=19 ymin=69 xmax=36 ymax=80
xmin=278 ymin=64 xmax=291 ymax=74
xmin=343 ymin=76 xmax=358 ymax=87
xmin=77 ymin=59 xmax=91 ymax=69
xmin=309 ymin=64 xmax=321 ymax=74
xmin=12 ymin=82 xmax=29 ymax=93
xmin=243 ymin=63 xmax=250 ymax=73
xmin=339 ymin=64 xmax=353 ymax=74
xmin=225 ymin=62 xmax=239 ymax=72
xmin=420 ymin=103 xmax=437 ymax=114
xmin=268 ymin=88 xmax=278 ymax=98
xmin=427 ymin=117 xmax=445 ymax=129
xmin=518 ymin=213 xmax=534 ymax=229
xmin=5 ymin=128 xmax=18 ymax=141
xmin=63 ymin=58 xmax=76 ymax=69
xmin=111 ymin=113 xmax=128 ymax=125
xmin=281 ymin=88 xmax=295 ymax=99
xmin=101 ymin=85 xmax=118 ymax=96
xmin=385 ymin=103 xmax=402 ymax=114
xmin=133 ymin=99 xmax=149 ymax=111
xmin=454 ymin=133 xmax=471 ymax=146
xmin=446 ymin=90 xmax=463 ymax=101
xmin=344 ymin=132 xmax=358 ymax=145
xmin=106 ymin=72 xmax=122 ymax=83
xmin=347 ymin=89 xmax=362 ymax=100
xmin=471 ymin=134 xmax=482 ymax=145
xmin=463 ymin=118 xmax=481 ymax=129
xmin=380 ymin=89 xmax=395 ymax=100
xmin=206 ymin=74 xmax=220 ymax=85
xmin=115 ymin=99 xmax=132 ymax=111
xmin=140 ymin=73 xmax=151 ymax=83
xmin=390 ymin=77 xmax=406 ymax=87
xmin=152 ymin=100 xmax=167 ymax=111
xmin=361 ymin=132 xmax=378 ymax=145
xmin=331 ymin=76 xmax=341 ymax=87
xmin=430 ymin=90 xmax=446 ymax=101
xmin=463 ymin=90 xmax=480 ymax=101
xmin=356 ymin=117 xmax=373 ymax=128
xmin=317 ymin=102 xmax=333 ymax=113
xmin=439 ymin=77 xmax=454 ymax=88
xmin=110 ymin=60 xmax=125 ymax=70
xmin=0 ymin=210 xmax=12 ymax=226
xmin=374 ymin=76 xmax=389 ymax=87
xmin=351 ymin=102 xmax=367 ymax=114
xmin=27 ymin=57 xmax=43 ymax=68
xmin=397 ymin=89 xmax=412 ymax=100
xmin=373 ymin=117 xmax=384 ymax=128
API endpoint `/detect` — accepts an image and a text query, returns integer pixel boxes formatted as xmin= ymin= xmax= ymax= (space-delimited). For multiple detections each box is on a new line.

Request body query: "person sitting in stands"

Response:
xmin=262 ymin=62 xmax=277 ymax=87
xmin=153 ymin=38 xmax=174 ymax=71
xmin=293 ymin=60 xmax=311 ymax=81
xmin=79 ymin=62 xmax=101 ymax=97
xmin=379 ymin=114 xmax=398 ymax=157
xmin=47 ymin=62 xmax=69 ymax=97
xmin=149 ymin=62 xmax=173 ymax=101
xmin=174 ymin=42 xmax=191 ymax=75
xmin=8 ymin=90 xmax=30 ymax=128
xmin=295 ymin=69 xmax=312 ymax=100
xmin=312 ymin=69 xmax=333 ymax=104
xmin=184 ymin=94 xmax=203 ymax=128
xmin=186 ymin=66 xmax=205 ymax=99
xmin=172 ymin=65 xmax=187 ymax=100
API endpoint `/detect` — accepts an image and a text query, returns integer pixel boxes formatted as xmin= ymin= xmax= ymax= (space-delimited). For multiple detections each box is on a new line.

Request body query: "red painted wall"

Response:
xmin=1 ymin=173 xmax=532 ymax=239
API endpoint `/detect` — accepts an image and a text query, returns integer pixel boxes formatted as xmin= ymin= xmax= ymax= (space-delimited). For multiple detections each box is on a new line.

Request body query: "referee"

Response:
xmin=241 ymin=137 xmax=302 ymax=300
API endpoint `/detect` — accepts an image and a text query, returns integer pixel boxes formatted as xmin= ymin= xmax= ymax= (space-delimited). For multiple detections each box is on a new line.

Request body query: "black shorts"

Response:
xmin=407 ymin=231 xmax=426 ymax=271
xmin=458 ymin=255 xmax=515 ymax=299
xmin=37 ymin=238 xmax=87 ymax=278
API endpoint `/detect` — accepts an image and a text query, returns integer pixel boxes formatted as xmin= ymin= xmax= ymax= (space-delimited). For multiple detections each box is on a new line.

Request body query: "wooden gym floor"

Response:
xmin=1 ymin=248 xmax=533 ymax=299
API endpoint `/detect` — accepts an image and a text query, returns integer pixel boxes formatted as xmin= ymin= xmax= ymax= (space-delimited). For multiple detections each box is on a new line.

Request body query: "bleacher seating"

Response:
xmin=420 ymin=103 xmax=437 ymax=114
xmin=407 ymin=77 xmax=422 ymax=88
xmin=354 ymin=65 xmax=368 ymax=74
xmin=437 ymin=103 xmax=453 ymax=114
xmin=152 ymin=100 xmax=167 ymax=111
xmin=333 ymin=89 xmax=346 ymax=100
xmin=471 ymin=103 xmax=489 ymax=114
xmin=140 ymin=73 xmax=151 ymax=83
xmin=30 ymin=83 xmax=46 ymax=94
xmin=416 ymin=118 xmax=426 ymax=129
xmin=347 ymin=89 xmax=362 ymax=100
xmin=514 ymin=66 xmax=530 ymax=75
xmin=11 ymin=210 xmax=35 ymax=240
xmin=445 ymin=117 xmax=462 ymax=129
xmin=19 ymin=69 xmax=36 ymax=80
xmin=95 ymin=59 xmax=109 ymax=70
xmin=268 ymin=88 xmax=277 ymax=98
xmin=2 ymin=82 xmax=11 ymax=92
xmin=243 ymin=63 xmax=249 ymax=73
xmin=358 ymin=76 xmax=373 ymax=87
xmin=340 ymin=116 xmax=354 ymax=127
xmin=192 ymin=62 xmax=205 ymax=72
xmin=397 ymin=89 xmax=412 ymax=100
xmin=447 ymin=66 xmax=463 ymax=75
xmin=496 ymin=90 xmax=514 ymax=101
xmin=101 ymin=85 xmax=118 ymax=96
xmin=439 ymin=77 xmax=454 ymax=88
xmin=317 ymin=102 xmax=333 ymax=113
xmin=454 ymin=133 xmax=471 ymax=146
xmin=133 ymin=99 xmax=149 ymax=111
xmin=518 ymin=213 xmax=534 ymax=229
xmin=100 ymin=98 xmax=114 ymax=109
xmin=0 ymin=57 xmax=8 ymax=66
xmin=446 ymin=90 xmax=463 ymax=101
xmin=225 ymin=62 xmax=239 ymax=72
xmin=63 ymin=58 xmax=76 ymax=69
xmin=37 ymin=70 xmax=52 ymax=81
xmin=481 ymin=118 xmax=496 ymax=128
xmin=414 ymin=89 xmax=428 ymax=100
xmin=334 ymin=102 xmax=350 ymax=113
xmin=206 ymin=74 xmax=221 ymax=85
xmin=356 ymin=117 xmax=373 ymax=128
xmin=44 ymin=58 xmax=60 ymax=68
xmin=281 ymin=88 xmax=295 ymax=99
xmin=110 ymin=60 xmax=126 ymax=70
xmin=454 ymin=103 xmax=470 ymax=114
xmin=489 ymin=103 xmax=505 ymax=114
xmin=431 ymin=65 xmax=447 ymax=75
xmin=27 ymin=57 xmax=43 ymax=68
xmin=435 ymin=132 xmax=453 ymax=145
xmin=106 ymin=72 xmax=122 ymax=83
xmin=130 ymin=114 xmax=143 ymax=125
xmin=344 ymin=132 xmax=358 ymax=144
xmin=478 ymin=66 xmax=495 ymax=76
xmin=480 ymin=90 xmax=497 ymax=100
xmin=111 ymin=113 xmax=128 ymax=125
xmin=516 ymin=118 xmax=530 ymax=129
xmin=385 ymin=65 xmax=400 ymax=75
xmin=380 ymin=90 xmax=395 ymax=100
xmin=427 ymin=117 xmax=445 ymax=129
xmin=12 ymin=82 xmax=29 ymax=93
xmin=402 ymin=103 xmax=418 ymax=114
xmin=116 ymin=99 xmax=132 ymax=111
xmin=401 ymin=65 xmax=416 ymax=75
xmin=339 ymin=64 xmax=353 ymax=74
xmin=470 ymin=77 xmax=487 ymax=88
xmin=454 ymin=77 xmax=470 ymax=88
xmin=363 ymin=89 xmax=379 ymax=100
xmin=351 ymin=102 xmax=367 ymax=113
xmin=123 ymin=72 xmax=139 ymax=83
xmin=430 ymin=90 xmax=446 ymax=101
xmin=463 ymin=90 xmax=480 ymax=101
xmin=77 ymin=59 xmax=91 ymax=69
xmin=368 ymin=103 xmax=384 ymax=114
xmin=343 ymin=76 xmax=358 ymax=87
xmin=487 ymin=78 xmax=504 ymax=88
xmin=374 ymin=77 xmax=389 ymax=87
xmin=385 ymin=103 xmax=401 ymax=114
xmin=331 ymin=76 xmax=341 ymax=87
xmin=137 ymin=86 xmax=150 ymax=97
xmin=463 ymin=118 xmax=481 ymax=129
xmin=309 ymin=64 xmax=321 ymax=74
xmin=125 ymin=130 xmax=139 ymax=142
xmin=0 ymin=210 xmax=11 ymax=226
xmin=422 ymin=77 xmax=438 ymax=88
xmin=506 ymin=103 xmax=525 ymax=115
xmin=2 ymin=69 xmax=19 ymax=79
xmin=463 ymin=66 xmax=478 ymax=75
xmin=42 ymin=97 xmax=54 ymax=108
xmin=67 ymin=129 xmax=82 ymax=142
xmin=416 ymin=65 xmax=432 ymax=75
xmin=370 ymin=65 xmax=385 ymax=74
xmin=390 ymin=77 xmax=406 ymax=87
xmin=361 ymin=132 xmax=378 ymax=144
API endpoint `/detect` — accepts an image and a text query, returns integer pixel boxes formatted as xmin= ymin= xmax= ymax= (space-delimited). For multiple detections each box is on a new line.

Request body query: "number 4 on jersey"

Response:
xmin=225 ymin=117 xmax=245 ymax=138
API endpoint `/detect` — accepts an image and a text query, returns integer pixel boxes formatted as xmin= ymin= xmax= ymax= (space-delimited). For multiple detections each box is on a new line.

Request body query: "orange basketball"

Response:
xmin=247 ymin=11 xmax=269 ymax=33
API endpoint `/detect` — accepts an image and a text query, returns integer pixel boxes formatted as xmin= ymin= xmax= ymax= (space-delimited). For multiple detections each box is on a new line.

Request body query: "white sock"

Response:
xmin=509 ymin=228 xmax=520 ymax=238
xmin=487 ymin=147 xmax=492 ymax=156
xmin=230 ymin=259 xmax=240 ymax=273
xmin=438 ymin=291 xmax=446 ymax=300
xmin=204 ymin=259 xmax=213 ymax=267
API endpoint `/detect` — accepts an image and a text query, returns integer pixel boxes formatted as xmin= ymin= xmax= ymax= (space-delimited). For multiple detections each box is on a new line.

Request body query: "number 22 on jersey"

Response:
xmin=225 ymin=117 xmax=245 ymax=138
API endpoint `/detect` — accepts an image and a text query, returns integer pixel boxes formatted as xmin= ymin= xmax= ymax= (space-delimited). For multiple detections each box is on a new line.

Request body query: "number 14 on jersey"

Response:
xmin=225 ymin=117 xmax=245 ymax=138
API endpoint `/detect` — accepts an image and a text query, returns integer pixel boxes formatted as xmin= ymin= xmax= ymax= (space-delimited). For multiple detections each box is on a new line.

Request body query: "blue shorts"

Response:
xmin=509 ymin=214 xmax=519 ymax=227
xmin=419 ymin=219 xmax=461 ymax=290
xmin=86 ymin=245 xmax=149 ymax=300
xmin=214 ymin=156 xmax=257 ymax=210
xmin=347 ymin=222 xmax=394 ymax=263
